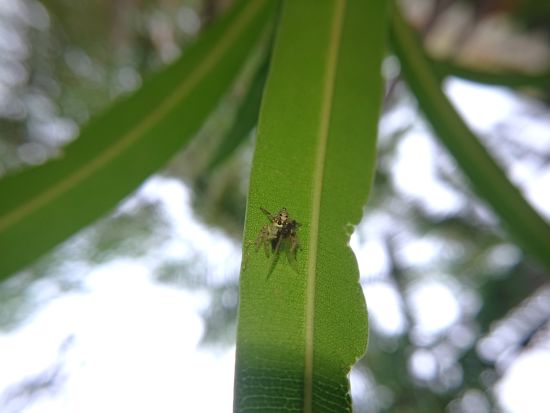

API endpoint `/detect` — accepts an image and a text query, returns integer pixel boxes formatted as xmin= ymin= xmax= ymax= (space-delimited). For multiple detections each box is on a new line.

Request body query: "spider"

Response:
xmin=241 ymin=207 xmax=301 ymax=276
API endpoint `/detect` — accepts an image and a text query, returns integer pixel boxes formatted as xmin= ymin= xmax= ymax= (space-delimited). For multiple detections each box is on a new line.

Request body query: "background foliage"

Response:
xmin=1 ymin=0 xmax=550 ymax=412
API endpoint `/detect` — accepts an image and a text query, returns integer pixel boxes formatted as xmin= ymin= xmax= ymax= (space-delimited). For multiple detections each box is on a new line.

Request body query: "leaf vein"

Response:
xmin=303 ymin=1 xmax=346 ymax=411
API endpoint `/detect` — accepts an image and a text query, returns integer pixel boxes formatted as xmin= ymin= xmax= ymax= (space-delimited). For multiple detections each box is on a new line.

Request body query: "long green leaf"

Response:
xmin=390 ymin=10 xmax=550 ymax=270
xmin=0 ymin=0 xmax=277 ymax=281
xmin=431 ymin=58 xmax=550 ymax=89
xmin=234 ymin=1 xmax=387 ymax=412
xmin=205 ymin=54 xmax=270 ymax=173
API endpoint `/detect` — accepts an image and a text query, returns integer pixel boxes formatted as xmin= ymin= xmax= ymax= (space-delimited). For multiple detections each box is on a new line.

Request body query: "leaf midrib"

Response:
xmin=0 ymin=0 xmax=265 ymax=234
xmin=303 ymin=1 xmax=346 ymax=411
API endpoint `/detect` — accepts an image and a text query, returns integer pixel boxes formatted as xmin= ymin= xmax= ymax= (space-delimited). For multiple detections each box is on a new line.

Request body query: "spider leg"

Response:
xmin=266 ymin=234 xmax=284 ymax=280
xmin=272 ymin=233 xmax=283 ymax=256
xmin=285 ymin=235 xmax=300 ymax=273
xmin=290 ymin=234 xmax=299 ymax=255
xmin=255 ymin=226 xmax=271 ymax=258
xmin=241 ymin=239 xmax=256 ymax=272
xmin=260 ymin=207 xmax=275 ymax=222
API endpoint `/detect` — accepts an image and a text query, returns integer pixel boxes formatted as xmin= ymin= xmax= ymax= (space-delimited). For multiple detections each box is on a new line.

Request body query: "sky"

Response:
xmin=0 ymin=178 xmax=238 ymax=413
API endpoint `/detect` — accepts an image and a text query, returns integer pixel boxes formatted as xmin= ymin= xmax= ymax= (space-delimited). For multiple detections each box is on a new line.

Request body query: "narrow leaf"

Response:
xmin=206 ymin=55 xmax=270 ymax=173
xmin=234 ymin=1 xmax=387 ymax=412
xmin=431 ymin=58 xmax=550 ymax=89
xmin=0 ymin=0 xmax=277 ymax=281
xmin=390 ymin=10 xmax=550 ymax=270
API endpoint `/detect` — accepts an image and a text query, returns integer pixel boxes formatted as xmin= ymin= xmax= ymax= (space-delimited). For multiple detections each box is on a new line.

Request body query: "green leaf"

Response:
xmin=0 ymin=0 xmax=277 ymax=281
xmin=205 ymin=53 xmax=270 ymax=173
xmin=390 ymin=10 xmax=550 ymax=271
xmin=234 ymin=1 xmax=387 ymax=412
xmin=431 ymin=58 xmax=550 ymax=89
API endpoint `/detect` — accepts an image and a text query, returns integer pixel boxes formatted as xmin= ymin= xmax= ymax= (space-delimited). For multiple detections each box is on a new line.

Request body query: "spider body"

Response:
xmin=242 ymin=207 xmax=301 ymax=276
xmin=258 ymin=207 xmax=300 ymax=257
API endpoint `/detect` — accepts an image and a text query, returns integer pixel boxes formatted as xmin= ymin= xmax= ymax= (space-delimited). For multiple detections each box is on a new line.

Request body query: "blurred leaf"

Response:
xmin=390 ymin=10 xmax=550 ymax=272
xmin=205 ymin=55 xmax=270 ymax=173
xmin=0 ymin=0 xmax=277 ymax=281
xmin=431 ymin=58 xmax=550 ymax=89
xmin=234 ymin=1 xmax=387 ymax=412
